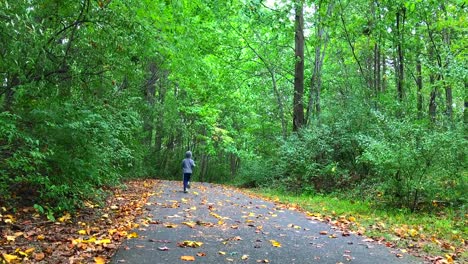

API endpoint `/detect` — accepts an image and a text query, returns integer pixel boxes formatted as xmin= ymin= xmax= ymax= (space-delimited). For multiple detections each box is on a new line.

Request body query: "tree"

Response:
xmin=293 ymin=0 xmax=305 ymax=131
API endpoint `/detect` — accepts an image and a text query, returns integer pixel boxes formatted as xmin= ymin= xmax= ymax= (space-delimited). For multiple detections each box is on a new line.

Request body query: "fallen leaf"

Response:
xmin=196 ymin=252 xmax=206 ymax=257
xmin=256 ymin=260 xmax=270 ymax=263
xmin=158 ymin=246 xmax=169 ymax=251
xmin=180 ymin=256 xmax=195 ymax=261
xmin=34 ymin=252 xmax=45 ymax=261
xmin=58 ymin=213 xmax=71 ymax=222
xmin=182 ymin=221 xmax=196 ymax=228
xmin=94 ymin=256 xmax=106 ymax=264
xmin=127 ymin=232 xmax=139 ymax=239
xmin=179 ymin=241 xmax=203 ymax=248
xmin=241 ymin=254 xmax=249 ymax=260
xmin=24 ymin=248 xmax=35 ymax=255
xmin=319 ymin=231 xmax=328 ymax=235
xmin=2 ymin=253 xmax=18 ymax=263
xmin=269 ymin=240 xmax=281 ymax=247
xmin=226 ymin=258 xmax=234 ymax=262
xmin=219 ymin=251 xmax=226 ymax=255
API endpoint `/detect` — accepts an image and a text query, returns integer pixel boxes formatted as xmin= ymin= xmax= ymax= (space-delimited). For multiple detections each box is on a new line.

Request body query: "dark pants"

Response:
xmin=183 ymin=173 xmax=191 ymax=191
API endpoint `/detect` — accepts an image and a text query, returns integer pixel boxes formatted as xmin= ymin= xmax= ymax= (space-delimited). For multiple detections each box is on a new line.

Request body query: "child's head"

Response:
xmin=185 ymin=151 xmax=192 ymax=158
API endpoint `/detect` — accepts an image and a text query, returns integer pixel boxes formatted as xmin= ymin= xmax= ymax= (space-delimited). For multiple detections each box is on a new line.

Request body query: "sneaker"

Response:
xmin=187 ymin=182 xmax=191 ymax=189
xmin=183 ymin=190 xmax=188 ymax=193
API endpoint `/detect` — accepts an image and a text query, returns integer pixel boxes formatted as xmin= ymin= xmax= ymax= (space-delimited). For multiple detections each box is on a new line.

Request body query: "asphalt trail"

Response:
xmin=111 ymin=180 xmax=423 ymax=264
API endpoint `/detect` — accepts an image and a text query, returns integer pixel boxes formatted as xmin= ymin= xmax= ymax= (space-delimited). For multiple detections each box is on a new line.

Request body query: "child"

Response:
xmin=181 ymin=151 xmax=195 ymax=193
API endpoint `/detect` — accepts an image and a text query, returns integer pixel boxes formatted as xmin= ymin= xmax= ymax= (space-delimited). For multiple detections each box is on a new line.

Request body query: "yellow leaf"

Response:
xmin=408 ymin=229 xmax=418 ymax=237
xmin=180 ymin=256 xmax=195 ymax=261
xmin=2 ymin=253 xmax=18 ymax=263
xmin=95 ymin=239 xmax=112 ymax=245
xmin=25 ymin=248 xmax=35 ymax=254
xmin=6 ymin=235 xmax=16 ymax=242
xmin=348 ymin=216 xmax=356 ymax=222
xmin=58 ymin=213 xmax=71 ymax=222
xmin=182 ymin=221 xmax=196 ymax=228
xmin=218 ymin=251 xmax=226 ymax=255
xmin=445 ymin=254 xmax=454 ymax=263
xmin=193 ymin=191 xmax=199 ymax=195
xmin=127 ymin=232 xmax=139 ymax=239
xmin=94 ymin=256 xmax=106 ymax=264
xmin=82 ymin=237 xmax=97 ymax=243
xmin=78 ymin=229 xmax=87 ymax=235
xmin=37 ymin=234 xmax=45 ymax=240
xmin=241 ymin=254 xmax=249 ymax=260
xmin=269 ymin=240 xmax=281 ymax=247
xmin=181 ymin=241 xmax=203 ymax=248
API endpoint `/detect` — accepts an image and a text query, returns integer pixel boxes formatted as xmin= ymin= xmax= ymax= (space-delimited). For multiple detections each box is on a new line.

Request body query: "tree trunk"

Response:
xmin=382 ymin=48 xmax=386 ymax=92
xmin=306 ymin=2 xmax=333 ymax=124
xmin=429 ymin=74 xmax=437 ymax=122
xmin=271 ymin=69 xmax=287 ymax=139
xmin=293 ymin=0 xmax=305 ymax=132
xmin=464 ymin=81 xmax=468 ymax=126
xmin=396 ymin=6 xmax=406 ymax=101
xmin=416 ymin=58 xmax=423 ymax=118
xmin=445 ymin=86 xmax=453 ymax=120
xmin=143 ymin=61 xmax=158 ymax=146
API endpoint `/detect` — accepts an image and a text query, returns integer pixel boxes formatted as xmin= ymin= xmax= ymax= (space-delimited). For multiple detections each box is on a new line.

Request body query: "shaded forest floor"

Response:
xmin=0 ymin=179 xmax=466 ymax=263
xmin=0 ymin=179 xmax=157 ymax=263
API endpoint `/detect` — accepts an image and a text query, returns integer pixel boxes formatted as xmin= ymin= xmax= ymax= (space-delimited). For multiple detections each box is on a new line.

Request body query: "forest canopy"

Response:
xmin=0 ymin=0 xmax=466 ymax=213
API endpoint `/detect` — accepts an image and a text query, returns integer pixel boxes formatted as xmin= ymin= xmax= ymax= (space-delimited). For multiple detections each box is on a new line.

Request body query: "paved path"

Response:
xmin=111 ymin=181 xmax=423 ymax=264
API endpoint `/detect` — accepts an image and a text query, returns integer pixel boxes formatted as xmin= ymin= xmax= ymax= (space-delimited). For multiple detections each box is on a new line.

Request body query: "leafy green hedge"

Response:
xmin=235 ymin=108 xmax=467 ymax=211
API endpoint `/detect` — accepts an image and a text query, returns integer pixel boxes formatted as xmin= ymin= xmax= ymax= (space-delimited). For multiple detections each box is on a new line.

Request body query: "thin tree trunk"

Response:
xmin=396 ymin=6 xmax=406 ymax=101
xmin=416 ymin=58 xmax=423 ymax=118
xmin=382 ymin=47 xmax=386 ymax=92
xmin=293 ymin=0 xmax=305 ymax=132
xmin=143 ymin=61 xmax=158 ymax=146
xmin=306 ymin=2 xmax=333 ymax=124
xmin=464 ymin=81 xmax=468 ymax=126
xmin=429 ymin=74 xmax=437 ymax=122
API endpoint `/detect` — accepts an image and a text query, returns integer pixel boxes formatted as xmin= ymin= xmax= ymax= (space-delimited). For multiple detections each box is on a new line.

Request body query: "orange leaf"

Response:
xmin=94 ymin=256 xmax=106 ymax=264
xmin=180 ymin=256 xmax=195 ymax=261
xmin=34 ymin=252 xmax=45 ymax=261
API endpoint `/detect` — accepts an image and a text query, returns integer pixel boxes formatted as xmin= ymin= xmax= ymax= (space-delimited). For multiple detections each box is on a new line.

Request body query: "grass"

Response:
xmin=247 ymin=187 xmax=467 ymax=263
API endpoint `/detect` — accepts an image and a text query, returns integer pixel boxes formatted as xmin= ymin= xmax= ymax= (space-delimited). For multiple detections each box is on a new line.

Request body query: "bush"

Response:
xmin=0 ymin=102 xmax=147 ymax=213
xmin=358 ymin=116 xmax=467 ymax=211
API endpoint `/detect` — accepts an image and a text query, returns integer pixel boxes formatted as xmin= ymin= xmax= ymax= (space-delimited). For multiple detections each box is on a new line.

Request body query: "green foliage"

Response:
xmin=358 ymin=117 xmax=467 ymax=211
